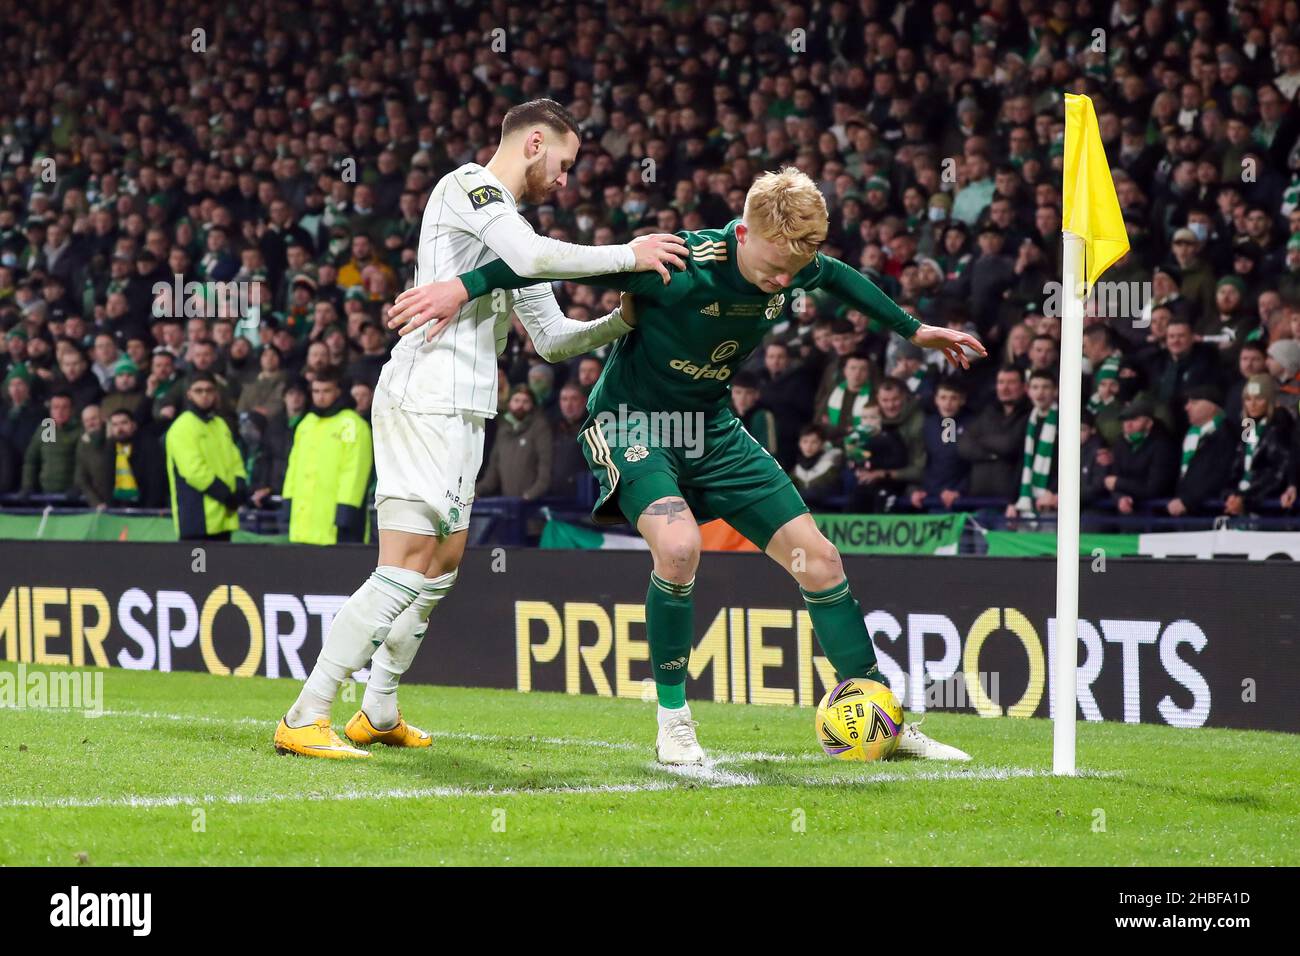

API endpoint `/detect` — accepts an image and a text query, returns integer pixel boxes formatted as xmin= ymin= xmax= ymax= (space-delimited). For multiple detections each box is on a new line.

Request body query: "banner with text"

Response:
xmin=0 ymin=542 xmax=1292 ymax=732
xmin=812 ymin=513 xmax=967 ymax=554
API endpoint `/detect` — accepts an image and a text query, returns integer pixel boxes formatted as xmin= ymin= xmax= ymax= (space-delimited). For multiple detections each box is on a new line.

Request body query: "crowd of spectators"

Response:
xmin=5 ymin=0 xmax=1300 ymax=538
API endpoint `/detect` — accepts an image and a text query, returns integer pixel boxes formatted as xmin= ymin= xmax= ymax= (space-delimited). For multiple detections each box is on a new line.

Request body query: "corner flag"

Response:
xmin=1053 ymin=93 xmax=1130 ymax=776
xmin=1062 ymin=93 xmax=1130 ymax=293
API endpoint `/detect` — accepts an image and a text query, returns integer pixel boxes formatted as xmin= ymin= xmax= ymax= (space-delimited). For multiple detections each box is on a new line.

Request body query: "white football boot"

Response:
xmin=656 ymin=714 xmax=706 ymax=765
xmin=894 ymin=721 xmax=971 ymax=761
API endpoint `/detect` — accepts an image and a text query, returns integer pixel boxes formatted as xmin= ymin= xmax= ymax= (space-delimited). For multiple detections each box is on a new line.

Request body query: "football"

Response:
xmin=816 ymin=678 xmax=904 ymax=762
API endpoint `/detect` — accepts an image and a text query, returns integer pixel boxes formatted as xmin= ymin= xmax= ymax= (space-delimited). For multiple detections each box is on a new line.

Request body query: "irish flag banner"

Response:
xmin=539 ymin=518 xmax=754 ymax=551
xmin=540 ymin=519 xmax=651 ymax=550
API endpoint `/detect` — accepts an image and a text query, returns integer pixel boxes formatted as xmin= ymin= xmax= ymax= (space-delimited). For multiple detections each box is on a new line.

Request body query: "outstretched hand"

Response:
xmin=386 ymin=279 xmax=470 ymax=341
xmin=628 ymin=233 xmax=688 ymax=283
xmin=910 ymin=324 xmax=988 ymax=369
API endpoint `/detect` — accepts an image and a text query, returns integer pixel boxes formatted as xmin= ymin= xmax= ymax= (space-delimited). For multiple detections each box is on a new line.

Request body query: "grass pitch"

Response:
xmin=1 ymin=662 xmax=1295 ymax=866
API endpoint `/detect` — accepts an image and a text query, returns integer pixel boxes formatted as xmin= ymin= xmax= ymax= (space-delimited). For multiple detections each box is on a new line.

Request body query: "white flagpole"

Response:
xmin=1053 ymin=230 xmax=1086 ymax=776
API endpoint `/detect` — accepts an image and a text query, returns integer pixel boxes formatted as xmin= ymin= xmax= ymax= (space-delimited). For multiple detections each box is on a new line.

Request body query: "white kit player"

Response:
xmin=274 ymin=99 xmax=687 ymax=757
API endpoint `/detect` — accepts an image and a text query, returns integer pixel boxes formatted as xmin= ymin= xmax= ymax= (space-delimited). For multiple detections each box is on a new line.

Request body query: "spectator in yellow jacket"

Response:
xmin=282 ymin=368 xmax=373 ymax=545
xmin=335 ymin=234 xmax=395 ymax=299
xmin=164 ymin=372 xmax=249 ymax=540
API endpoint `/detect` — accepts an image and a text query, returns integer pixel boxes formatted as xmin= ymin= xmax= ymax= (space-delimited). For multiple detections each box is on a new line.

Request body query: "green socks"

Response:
xmin=646 ymin=572 xmax=694 ymax=709
xmin=801 ymin=578 xmax=883 ymax=684
xmin=646 ymin=574 xmax=880 ymax=709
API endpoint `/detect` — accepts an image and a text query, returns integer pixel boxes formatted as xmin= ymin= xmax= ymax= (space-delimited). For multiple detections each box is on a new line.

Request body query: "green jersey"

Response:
xmin=459 ymin=220 xmax=921 ymax=415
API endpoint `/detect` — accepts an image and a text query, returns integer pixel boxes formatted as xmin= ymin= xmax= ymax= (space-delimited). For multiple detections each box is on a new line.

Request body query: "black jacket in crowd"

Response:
xmin=1229 ymin=409 xmax=1297 ymax=509
xmin=759 ymin=364 xmax=819 ymax=468
xmin=1148 ymin=343 xmax=1227 ymax=429
xmin=920 ymin=408 xmax=972 ymax=496
xmin=0 ymin=404 xmax=43 ymax=493
xmin=1080 ymin=433 xmax=1108 ymax=508
xmin=956 ymin=396 xmax=1030 ymax=500
xmin=1173 ymin=422 xmax=1236 ymax=513
xmin=1110 ymin=421 xmax=1179 ymax=504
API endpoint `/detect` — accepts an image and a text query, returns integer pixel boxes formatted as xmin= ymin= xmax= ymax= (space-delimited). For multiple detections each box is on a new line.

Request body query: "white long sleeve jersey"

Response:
xmin=378 ymin=163 xmax=636 ymax=417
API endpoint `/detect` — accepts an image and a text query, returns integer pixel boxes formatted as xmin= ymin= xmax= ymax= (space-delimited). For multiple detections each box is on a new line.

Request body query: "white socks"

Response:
xmin=363 ymin=570 xmax=458 ymax=729
xmin=657 ymin=704 xmax=691 ymax=727
xmin=286 ymin=566 xmax=425 ymax=727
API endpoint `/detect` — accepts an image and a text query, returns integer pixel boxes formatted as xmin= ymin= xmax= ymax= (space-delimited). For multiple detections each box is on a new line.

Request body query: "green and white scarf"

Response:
xmin=1086 ymin=391 xmax=1116 ymax=415
xmin=1283 ymin=175 xmax=1300 ymax=216
xmin=1086 ymin=356 xmax=1119 ymax=415
xmin=1180 ymin=412 xmax=1223 ymax=478
xmin=826 ymin=381 xmax=872 ymax=428
xmin=1015 ymin=403 xmax=1058 ymax=514
xmin=1238 ymin=417 xmax=1267 ymax=491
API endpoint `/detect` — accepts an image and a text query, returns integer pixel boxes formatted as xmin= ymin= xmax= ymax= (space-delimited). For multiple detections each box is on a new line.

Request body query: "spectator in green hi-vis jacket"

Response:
xmin=282 ymin=368 xmax=373 ymax=546
xmin=165 ymin=372 xmax=249 ymax=541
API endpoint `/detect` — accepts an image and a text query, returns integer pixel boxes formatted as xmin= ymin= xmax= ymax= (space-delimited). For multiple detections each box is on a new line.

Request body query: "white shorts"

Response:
xmin=372 ymin=385 xmax=486 ymax=537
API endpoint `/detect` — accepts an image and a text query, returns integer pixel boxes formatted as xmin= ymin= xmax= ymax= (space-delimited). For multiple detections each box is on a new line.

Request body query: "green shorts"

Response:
xmin=577 ymin=408 xmax=809 ymax=550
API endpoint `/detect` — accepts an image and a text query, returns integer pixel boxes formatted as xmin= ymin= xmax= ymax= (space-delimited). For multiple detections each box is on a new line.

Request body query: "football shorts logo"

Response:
xmin=700 ymin=301 xmax=720 ymax=316
xmin=468 ymin=185 xmax=504 ymax=208
xmin=765 ymin=293 xmax=786 ymax=320
xmin=624 ymin=444 xmax=649 ymax=462
xmin=710 ymin=340 xmax=739 ymax=362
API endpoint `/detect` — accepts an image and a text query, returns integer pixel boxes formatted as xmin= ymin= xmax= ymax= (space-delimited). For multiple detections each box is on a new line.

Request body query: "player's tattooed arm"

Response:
xmin=642 ymin=498 xmax=689 ymax=524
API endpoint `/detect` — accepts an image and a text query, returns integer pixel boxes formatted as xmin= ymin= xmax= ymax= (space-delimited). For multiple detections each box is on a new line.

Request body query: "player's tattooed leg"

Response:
xmin=642 ymin=497 xmax=690 ymax=525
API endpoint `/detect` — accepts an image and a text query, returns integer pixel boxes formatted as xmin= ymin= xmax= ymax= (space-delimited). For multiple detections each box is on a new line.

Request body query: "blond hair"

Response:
xmin=743 ymin=168 xmax=829 ymax=258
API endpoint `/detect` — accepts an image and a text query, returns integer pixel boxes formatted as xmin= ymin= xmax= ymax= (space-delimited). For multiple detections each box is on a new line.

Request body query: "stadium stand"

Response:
xmin=3 ymin=0 xmax=1300 ymax=547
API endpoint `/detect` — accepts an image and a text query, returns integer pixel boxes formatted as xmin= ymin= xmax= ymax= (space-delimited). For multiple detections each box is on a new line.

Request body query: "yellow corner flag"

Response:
xmin=1063 ymin=93 xmax=1130 ymax=293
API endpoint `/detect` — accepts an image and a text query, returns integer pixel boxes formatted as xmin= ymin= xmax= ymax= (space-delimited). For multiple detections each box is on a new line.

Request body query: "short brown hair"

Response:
xmin=502 ymin=99 xmax=580 ymax=140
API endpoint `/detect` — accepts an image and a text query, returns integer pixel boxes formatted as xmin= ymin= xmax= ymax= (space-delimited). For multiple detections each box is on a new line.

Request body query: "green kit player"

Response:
xmin=390 ymin=168 xmax=986 ymax=764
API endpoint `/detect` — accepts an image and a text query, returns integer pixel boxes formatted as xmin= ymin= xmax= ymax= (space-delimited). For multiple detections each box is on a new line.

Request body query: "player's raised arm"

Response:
xmin=480 ymin=216 xmax=686 ymax=284
xmin=509 ymin=284 xmax=638 ymax=362
xmin=389 ymin=234 xmax=684 ymax=339
xmin=817 ymin=254 xmax=988 ymax=368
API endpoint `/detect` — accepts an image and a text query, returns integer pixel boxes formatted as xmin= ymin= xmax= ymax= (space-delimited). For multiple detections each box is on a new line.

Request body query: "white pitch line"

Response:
xmin=0 ymin=765 xmax=1121 ymax=812
xmin=16 ymin=706 xmax=1119 ymax=776
xmin=791 ymin=766 xmax=1122 ymax=786
xmin=712 ymin=751 xmax=825 ymax=765
xmin=652 ymin=762 xmax=762 ymax=787
xmin=0 ymin=780 xmax=681 ymax=810
xmin=4 ymin=706 xmax=1115 ymax=811
xmin=66 ymin=707 xmax=820 ymax=763
xmin=90 ymin=707 xmax=644 ymax=752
